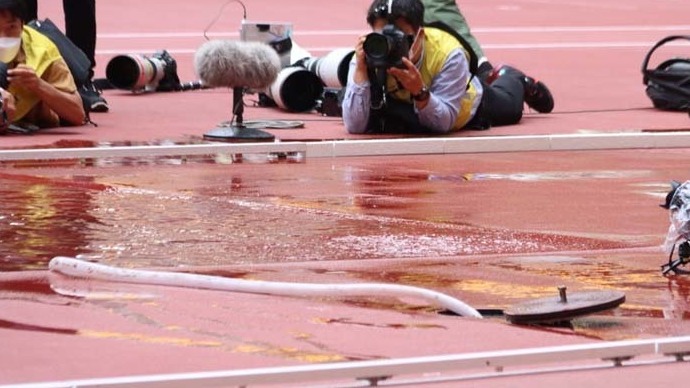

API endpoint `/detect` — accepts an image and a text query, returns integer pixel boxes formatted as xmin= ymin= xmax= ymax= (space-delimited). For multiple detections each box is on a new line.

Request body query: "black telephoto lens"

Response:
xmin=363 ymin=33 xmax=390 ymax=60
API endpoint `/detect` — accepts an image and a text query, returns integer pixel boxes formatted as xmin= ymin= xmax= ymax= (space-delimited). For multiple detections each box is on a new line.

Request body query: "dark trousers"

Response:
xmin=481 ymin=74 xmax=525 ymax=126
xmin=24 ymin=0 xmax=97 ymax=78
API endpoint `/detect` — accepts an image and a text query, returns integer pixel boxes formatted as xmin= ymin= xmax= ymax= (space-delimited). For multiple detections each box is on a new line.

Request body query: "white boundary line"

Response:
xmin=2 ymin=132 xmax=690 ymax=161
xmin=4 ymin=336 xmax=689 ymax=387
xmin=95 ymin=41 xmax=690 ymax=56
xmin=96 ymin=25 xmax=690 ymax=39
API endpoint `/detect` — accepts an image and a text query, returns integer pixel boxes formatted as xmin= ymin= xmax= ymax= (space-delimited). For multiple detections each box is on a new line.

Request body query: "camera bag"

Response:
xmin=642 ymin=35 xmax=690 ymax=111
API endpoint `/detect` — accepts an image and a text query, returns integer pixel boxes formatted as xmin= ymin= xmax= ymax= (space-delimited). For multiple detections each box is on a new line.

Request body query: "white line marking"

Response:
xmin=96 ymin=25 xmax=690 ymax=39
xmin=3 ymin=132 xmax=690 ymax=161
xmin=95 ymin=41 xmax=690 ymax=56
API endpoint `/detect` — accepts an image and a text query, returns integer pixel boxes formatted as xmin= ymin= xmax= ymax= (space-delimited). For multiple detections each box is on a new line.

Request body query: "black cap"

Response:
xmin=0 ymin=0 xmax=27 ymax=22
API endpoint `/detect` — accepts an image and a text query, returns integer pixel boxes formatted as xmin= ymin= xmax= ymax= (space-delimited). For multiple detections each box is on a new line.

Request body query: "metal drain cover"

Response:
xmin=504 ymin=287 xmax=625 ymax=325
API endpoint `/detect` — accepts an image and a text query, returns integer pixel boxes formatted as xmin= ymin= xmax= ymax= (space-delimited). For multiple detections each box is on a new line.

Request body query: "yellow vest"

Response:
xmin=9 ymin=26 xmax=64 ymax=121
xmin=389 ymin=27 xmax=479 ymax=130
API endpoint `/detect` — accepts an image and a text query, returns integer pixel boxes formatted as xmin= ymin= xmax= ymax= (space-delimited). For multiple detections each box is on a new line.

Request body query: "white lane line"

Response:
xmin=4 ymin=133 xmax=690 ymax=161
xmin=96 ymin=25 xmax=690 ymax=39
xmin=95 ymin=41 xmax=690 ymax=56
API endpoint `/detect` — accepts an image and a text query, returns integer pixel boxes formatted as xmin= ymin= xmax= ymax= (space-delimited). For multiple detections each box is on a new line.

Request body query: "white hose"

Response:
xmin=49 ymin=257 xmax=482 ymax=318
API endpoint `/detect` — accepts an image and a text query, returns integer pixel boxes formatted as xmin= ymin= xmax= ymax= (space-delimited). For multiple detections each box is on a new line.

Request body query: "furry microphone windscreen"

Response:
xmin=194 ymin=40 xmax=282 ymax=89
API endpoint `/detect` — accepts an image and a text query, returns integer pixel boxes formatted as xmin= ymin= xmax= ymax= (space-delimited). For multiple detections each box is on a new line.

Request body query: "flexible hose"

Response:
xmin=49 ymin=256 xmax=482 ymax=318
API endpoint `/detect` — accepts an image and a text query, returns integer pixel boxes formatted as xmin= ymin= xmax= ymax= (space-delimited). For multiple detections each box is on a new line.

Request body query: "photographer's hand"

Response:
xmin=353 ymin=34 xmax=369 ymax=85
xmin=8 ymin=64 xmax=43 ymax=92
xmin=388 ymin=57 xmax=428 ymax=108
xmin=8 ymin=64 xmax=85 ymax=125
xmin=0 ymin=87 xmax=15 ymax=128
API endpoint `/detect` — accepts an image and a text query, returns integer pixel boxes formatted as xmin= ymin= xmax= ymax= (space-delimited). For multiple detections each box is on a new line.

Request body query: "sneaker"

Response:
xmin=487 ymin=65 xmax=554 ymax=113
xmin=476 ymin=60 xmax=494 ymax=83
xmin=79 ymin=83 xmax=109 ymax=113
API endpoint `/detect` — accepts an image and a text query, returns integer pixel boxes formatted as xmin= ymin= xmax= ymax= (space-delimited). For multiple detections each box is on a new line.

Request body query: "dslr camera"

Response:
xmin=105 ymin=50 xmax=181 ymax=92
xmin=363 ymin=24 xmax=411 ymax=69
xmin=0 ymin=62 xmax=8 ymax=131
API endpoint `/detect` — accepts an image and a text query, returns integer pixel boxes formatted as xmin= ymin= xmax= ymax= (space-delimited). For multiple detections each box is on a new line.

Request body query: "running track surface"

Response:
xmin=2 ymin=1 xmax=690 ymax=387
xmin=2 ymin=0 xmax=689 ymax=147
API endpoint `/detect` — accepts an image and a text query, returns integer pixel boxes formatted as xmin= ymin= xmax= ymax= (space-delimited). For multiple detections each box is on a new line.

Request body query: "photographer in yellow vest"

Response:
xmin=0 ymin=0 xmax=84 ymax=133
xmin=342 ymin=0 xmax=554 ymax=134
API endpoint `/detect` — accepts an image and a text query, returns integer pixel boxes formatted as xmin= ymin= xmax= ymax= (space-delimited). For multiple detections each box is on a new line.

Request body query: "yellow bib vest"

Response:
xmin=9 ymin=26 xmax=64 ymax=121
xmin=389 ymin=27 xmax=479 ymax=130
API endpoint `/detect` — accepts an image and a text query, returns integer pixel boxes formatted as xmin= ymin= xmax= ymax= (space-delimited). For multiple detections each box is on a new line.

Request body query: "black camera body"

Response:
xmin=363 ymin=24 xmax=410 ymax=69
xmin=150 ymin=50 xmax=182 ymax=92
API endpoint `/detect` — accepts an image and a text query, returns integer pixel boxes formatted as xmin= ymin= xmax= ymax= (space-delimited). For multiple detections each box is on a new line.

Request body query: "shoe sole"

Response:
xmin=90 ymin=102 xmax=109 ymax=113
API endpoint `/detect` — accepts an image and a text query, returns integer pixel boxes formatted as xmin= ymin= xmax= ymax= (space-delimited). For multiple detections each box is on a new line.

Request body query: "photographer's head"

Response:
xmin=364 ymin=0 xmax=425 ymax=67
xmin=366 ymin=0 xmax=424 ymax=31
xmin=0 ymin=0 xmax=25 ymax=63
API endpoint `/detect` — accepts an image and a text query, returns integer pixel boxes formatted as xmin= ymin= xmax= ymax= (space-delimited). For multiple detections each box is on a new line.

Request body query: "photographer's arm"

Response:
xmin=342 ymin=35 xmax=372 ymax=134
xmin=415 ymin=50 xmax=466 ymax=133
xmin=0 ymin=87 xmax=17 ymax=124
xmin=8 ymin=63 xmax=85 ymax=126
xmin=390 ymin=50 xmax=465 ymax=133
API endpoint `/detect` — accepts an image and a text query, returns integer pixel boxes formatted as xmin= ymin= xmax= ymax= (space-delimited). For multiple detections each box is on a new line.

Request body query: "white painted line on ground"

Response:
xmin=95 ymin=41 xmax=690 ymax=56
xmin=2 ymin=132 xmax=690 ymax=161
xmin=96 ymin=25 xmax=690 ymax=39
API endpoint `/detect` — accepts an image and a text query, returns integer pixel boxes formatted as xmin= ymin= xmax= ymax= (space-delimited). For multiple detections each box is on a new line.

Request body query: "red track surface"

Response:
xmin=2 ymin=1 xmax=690 ymax=387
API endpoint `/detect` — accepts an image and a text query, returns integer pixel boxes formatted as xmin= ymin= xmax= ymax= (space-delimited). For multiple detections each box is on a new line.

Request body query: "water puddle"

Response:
xmin=0 ymin=154 xmax=658 ymax=272
xmin=0 ymin=151 xmax=685 ymax=340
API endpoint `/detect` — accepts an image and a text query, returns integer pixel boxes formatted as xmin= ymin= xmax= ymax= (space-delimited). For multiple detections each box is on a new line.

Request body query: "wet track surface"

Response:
xmin=0 ymin=149 xmax=669 ymax=269
xmin=1 ymin=148 xmax=689 ymax=345
xmin=3 ymin=0 xmax=690 ymax=385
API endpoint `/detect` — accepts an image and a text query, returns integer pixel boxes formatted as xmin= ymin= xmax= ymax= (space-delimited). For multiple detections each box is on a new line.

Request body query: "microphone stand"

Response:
xmin=203 ymin=86 xmax=276 ymax=142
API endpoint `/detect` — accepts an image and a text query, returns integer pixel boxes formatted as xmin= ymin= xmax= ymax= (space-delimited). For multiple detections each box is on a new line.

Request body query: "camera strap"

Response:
xmin=366 ymin=66 xmax=435 ymax=133
xmin=366 ymin=67 xmax=388 ymax=132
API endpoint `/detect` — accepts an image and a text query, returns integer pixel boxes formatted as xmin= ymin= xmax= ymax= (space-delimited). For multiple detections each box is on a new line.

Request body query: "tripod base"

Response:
xmin=203 ymin=125 xmax=275 ymax=143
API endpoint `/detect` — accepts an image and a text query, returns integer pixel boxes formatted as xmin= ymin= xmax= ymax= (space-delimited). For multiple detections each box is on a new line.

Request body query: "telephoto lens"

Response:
xmin=363 ymin=24 xmax=409 ymax=69
xmin=105 ymin=50 xmax=180 ymax=92
xmin=363 ymin=33 xmax=389 ymax=61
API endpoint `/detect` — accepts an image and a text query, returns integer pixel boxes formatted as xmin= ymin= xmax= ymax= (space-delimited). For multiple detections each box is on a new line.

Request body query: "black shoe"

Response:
xmin=523 ymin=77 xmax=554 ymax=114
xmin=488 ymin=65 xmax=554 ymax=113
xmin=79 ymin=83 xmax=109 ymax=113
xmin=476 ymin=61 xmax=494 ymax=83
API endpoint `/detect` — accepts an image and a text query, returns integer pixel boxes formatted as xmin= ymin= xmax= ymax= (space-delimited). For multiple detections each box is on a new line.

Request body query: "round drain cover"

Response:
xmin=203 ymin=126 xmax=276 ymax=143
xmin=504 ymin=288 xmax=625 ymax=325
xmin=230 ymin=120 xmax=305 ymax=129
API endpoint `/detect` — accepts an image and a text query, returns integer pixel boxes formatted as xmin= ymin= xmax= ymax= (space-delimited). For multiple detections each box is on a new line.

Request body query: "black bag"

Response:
xmin=26 ymin=18 xmax=90 ymax=89
xmin=642 ymin=35 xmax=690 ymax=111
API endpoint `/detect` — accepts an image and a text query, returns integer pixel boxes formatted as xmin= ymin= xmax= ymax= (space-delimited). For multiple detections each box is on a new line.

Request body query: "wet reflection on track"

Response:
xmin=0 ymin=150 xmax=688 ymax=341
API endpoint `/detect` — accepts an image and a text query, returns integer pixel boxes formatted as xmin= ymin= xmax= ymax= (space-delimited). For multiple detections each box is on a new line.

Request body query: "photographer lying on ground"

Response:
xmin=342 ymin=0 xmax=553 ymax=134
xmin=0 ymin=0 xmax=85 ymax=134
